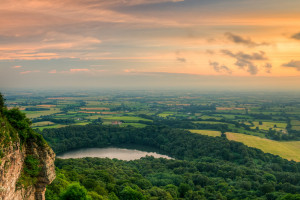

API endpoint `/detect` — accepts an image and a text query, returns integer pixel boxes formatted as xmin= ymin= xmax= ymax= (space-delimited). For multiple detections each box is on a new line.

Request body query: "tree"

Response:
xmin=60 ymin=183 xmax=89 ymax=200
xmin=120 ymin=186 xmax=144 ymax=200
xmin=0 ymin=93 xmax=4 ymax=112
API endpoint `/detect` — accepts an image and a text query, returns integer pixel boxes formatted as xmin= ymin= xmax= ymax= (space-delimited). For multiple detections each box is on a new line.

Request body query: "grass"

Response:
xmin=252 ymin=121 xmax=287 ymax=132
xmin=35 ymin=124 xmax=67 ymax=131
xmin=225 ymin=132 xmax=300 ymax=162
xmin=22 ymin=108 xmax=61 ymax=119
xmin=72 ymin=122 xmax=90 ymax=126
xmin=85 ymin=115 xmax=102 ymax=120
xmin=189 ymin=130 xmax=221 ymax=137
xmin=292 ymin=126 xmax=300 ymax=131
xmin=193 ymin=121 xmax=227 ymax=125
xmin=120 ymin=123 xmax=148 ymax=128
xmin=190 ymin=129 xmax=300 ymax=162
xmin=253 ymin=121 xmax=286 ymax=129
xmin=291 ymin=120 xmax=300 ymax=126
xmin=102 ymin=116 xmax=152 ymax=122
xmin=199 ymin=115 xmax=222 ymax=120
xmin=31 ymin=121 xmax=54 ymax=127
xmin=158 ymin=112 xmax=175 ymax=118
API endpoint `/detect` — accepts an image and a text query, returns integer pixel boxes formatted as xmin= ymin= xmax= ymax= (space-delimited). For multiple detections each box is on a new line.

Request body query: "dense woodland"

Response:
xmin=42 ymin=124 xmax=300 ymax=200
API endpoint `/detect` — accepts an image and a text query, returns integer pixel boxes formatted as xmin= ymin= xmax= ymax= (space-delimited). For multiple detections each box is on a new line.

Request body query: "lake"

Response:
xmin=56 ymin=147 xmax=172 ymax=161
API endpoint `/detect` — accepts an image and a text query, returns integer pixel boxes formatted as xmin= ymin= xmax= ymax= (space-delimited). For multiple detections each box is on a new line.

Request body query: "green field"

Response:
xmin=199 ymin=115 xmax=222 ymax=120
xmin=291 ymin=120 xmax=300 ymax=126
xmin=32 ymin=121 xmax=55 ymax=127
xmin=252 ymin=121 xmax=287 ymax=132
xmin=120 ymin=123 xmax=148 ymax=128
xmin=102 ymin=116 xmax=152 ymax=122
xmin=193 ymin=121 xmax=227 ymax=125
xmin=158 ymin=112 xmax=175 ymax=118
xmin=35 ymin=124 xmax=67 ymax=131
xmin=190 ymin=129 xmax=300 ymax=162
xmin=292 ymin=126 xmax=300 ymax=131
xmin=23 ymin=108 xmax=61 ymax=119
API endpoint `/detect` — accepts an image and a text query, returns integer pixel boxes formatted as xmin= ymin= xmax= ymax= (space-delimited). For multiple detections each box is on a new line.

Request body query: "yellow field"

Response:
xmin=252 ymin=121 xmax=286 ymax=131
xmin=189 ymin=130 xmax=221 ymax=137
xmin=189 ymin=129 xmax=300 ymax=162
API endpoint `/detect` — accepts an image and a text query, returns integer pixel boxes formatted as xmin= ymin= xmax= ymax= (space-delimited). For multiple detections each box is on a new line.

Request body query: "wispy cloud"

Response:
xmin=282 ymin=60 xmax=300 ymax=71
xmin=12 ymin=65 xmax=22 ymax=68
xmin=69 ymin=68 xmax=90 ymax=73
xmin=20 ymin=70 xmax=40 ymax=74
xmin=263 ymin=63 xmax=272 ymax=73
xmin=221 ymin=50 xmax=268 ymax=75
xmin=48 ymin=69 xmax=57 ymax=74
xmin=175 ymin=50 xmax=186 ymax=63
xmin=209 ymin=61 xmax=232 ymax=74
xmin=225 ymin=32 xmax=269 ymax=47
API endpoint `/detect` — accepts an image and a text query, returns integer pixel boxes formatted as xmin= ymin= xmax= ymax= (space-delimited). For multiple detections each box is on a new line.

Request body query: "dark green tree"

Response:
xmin=119 ymin=186 xmax=144 ymax=200
xmin=60 ymin=183 xmax=89 ymax=200
xmin=0 ymin=93 xmax=4 ymax=112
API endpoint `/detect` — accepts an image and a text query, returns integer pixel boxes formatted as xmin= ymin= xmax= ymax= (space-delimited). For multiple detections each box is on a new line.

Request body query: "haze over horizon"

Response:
xmin=1 ymin=0 xmax=300 ymax=90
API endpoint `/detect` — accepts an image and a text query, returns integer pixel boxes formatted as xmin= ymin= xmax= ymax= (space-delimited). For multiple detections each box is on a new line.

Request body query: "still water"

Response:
xmin=57 ymin=147 xmax=172 ymax=161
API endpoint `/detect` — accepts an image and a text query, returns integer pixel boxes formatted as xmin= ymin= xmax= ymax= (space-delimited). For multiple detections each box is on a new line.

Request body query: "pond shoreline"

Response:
xmin=56 ymin=147 xmax=173 ymax=161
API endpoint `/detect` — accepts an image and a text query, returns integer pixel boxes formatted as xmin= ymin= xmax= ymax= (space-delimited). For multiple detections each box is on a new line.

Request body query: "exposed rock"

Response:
xmin=0 ymin=137 xmax=55 ymax=200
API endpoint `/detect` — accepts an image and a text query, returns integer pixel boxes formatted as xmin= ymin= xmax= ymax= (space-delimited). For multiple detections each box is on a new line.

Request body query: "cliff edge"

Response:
xmin=0 ymin=94 xmax=55 ymax=200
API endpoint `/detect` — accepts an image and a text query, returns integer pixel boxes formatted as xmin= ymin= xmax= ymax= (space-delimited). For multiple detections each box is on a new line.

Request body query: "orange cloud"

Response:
xmin=48 ymin=69 xmax=57 ymax=74
xmin=12 ymin=65 xmax=22 ymax=68
xmin=69 ymin=68 xmax=90 ymax=72
xmin=20 ymin=70 xmax=40 ymax=74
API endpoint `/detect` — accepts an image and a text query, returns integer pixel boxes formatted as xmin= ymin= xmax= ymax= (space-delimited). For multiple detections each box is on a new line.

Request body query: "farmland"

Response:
xmin=3 ymin=89 xmax=300 ymax=144
xmin=190 ymin=129 xmax=300 ymax=162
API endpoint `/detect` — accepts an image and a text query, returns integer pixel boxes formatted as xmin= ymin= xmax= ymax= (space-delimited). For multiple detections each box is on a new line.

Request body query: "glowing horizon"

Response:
xmin=1 ymin=0 xmax=300 ymax=89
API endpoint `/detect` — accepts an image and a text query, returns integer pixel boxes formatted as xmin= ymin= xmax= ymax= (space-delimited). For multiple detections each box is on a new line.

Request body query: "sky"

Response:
xmin=1 ymin=0 xmax=300 ymax=90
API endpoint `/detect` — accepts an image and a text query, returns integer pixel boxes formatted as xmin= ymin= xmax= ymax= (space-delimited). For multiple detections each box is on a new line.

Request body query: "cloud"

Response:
xmin=291 ymin=32 xmax=300 ymax=40
xmin=175 ymin=50 xmax=186 ymax=63
xmin=263 ymin=63 xmax=272 ymax=73
xmin=176 ymin=57 xmax=186 ymax=63
xmin=206 ymin=50 xmax=215 ymax=55
xmin=124 ymin=69 xmax=137 ymax=73
xmin=221 ymin=50 xmax=268 ymax=75
xmin=282 ymin=60 xmax=300 ymax=71
xmin=69 ymin=68 xmax=90 ymax=73
xmin=20 ymin=70 xmax=40 ymax=74
xmin=12 ymin=65 xmax=22 ymax=68
xmin=209 ymin=61 xmax=232 ymax=74
xmin=224 ymin=32 xmax=269 ymax=47
xmin=48 ymin=69 xmax=57 ymax=74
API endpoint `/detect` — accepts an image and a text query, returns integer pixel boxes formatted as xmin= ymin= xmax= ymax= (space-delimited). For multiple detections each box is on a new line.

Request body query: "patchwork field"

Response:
xmin=190 ymin=129 xmax=300 ymax=162
xmin=23 ymin=108 xmax=61 ymax=119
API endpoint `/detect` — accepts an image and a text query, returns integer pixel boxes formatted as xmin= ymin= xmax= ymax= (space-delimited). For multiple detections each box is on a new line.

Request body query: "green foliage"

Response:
xmin=60 ymin=182 xmax=89 ymax=200
xmin=280 ymin=194 xmax=300 ymax=200
xmin=24 ymin=155 xmax=41 ymax=176
xmin=3 ymin=108 xmax=31 ymax=142
xmin=17 ymin=155 xmax=42 ymax=189
xmin=88 ymin=191 xmax=103 ymax=200
xmin=0 ymin=93 xmax=4 ymax=112
xmin=120 ymin=186 xmax=144 ymax=200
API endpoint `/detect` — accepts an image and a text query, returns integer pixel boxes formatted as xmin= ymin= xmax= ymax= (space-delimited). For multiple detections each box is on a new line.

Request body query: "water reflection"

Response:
xmin=57 ymin=147 xmax=172 ymax=161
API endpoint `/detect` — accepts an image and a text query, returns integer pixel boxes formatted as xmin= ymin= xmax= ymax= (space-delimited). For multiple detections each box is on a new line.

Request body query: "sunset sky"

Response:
xmin=1 ymin=0 xmax=300 ymax=90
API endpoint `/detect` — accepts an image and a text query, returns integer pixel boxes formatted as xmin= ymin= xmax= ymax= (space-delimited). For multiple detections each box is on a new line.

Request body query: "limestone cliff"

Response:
xmin=0 ymin=104 xmax=56 ymax=200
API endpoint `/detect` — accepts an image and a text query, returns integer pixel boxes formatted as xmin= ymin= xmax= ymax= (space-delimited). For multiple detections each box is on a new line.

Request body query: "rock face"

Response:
xmin=0 ymin=138 xmax=56 ymax=200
